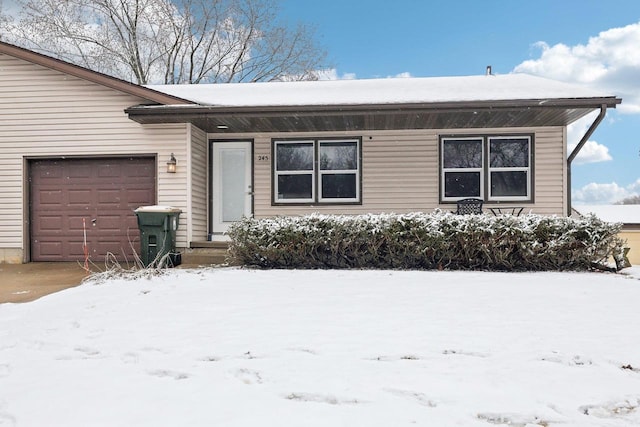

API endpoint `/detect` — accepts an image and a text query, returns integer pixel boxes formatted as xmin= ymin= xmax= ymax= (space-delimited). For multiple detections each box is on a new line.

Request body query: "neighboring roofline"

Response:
xmin=0 ymin=41 xmax=193 ymax=105
xmin=126 ymin=96 xmax=621 ymax=116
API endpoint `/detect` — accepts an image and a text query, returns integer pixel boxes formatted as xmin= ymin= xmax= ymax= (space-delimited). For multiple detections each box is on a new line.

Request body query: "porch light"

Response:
xmin=166 ymin=153 xmax=177 ymax=173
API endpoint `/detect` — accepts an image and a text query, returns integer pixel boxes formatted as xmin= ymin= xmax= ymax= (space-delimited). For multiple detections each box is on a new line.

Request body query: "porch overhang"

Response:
xmin=125 ymin=97 xmax=621 ymax=133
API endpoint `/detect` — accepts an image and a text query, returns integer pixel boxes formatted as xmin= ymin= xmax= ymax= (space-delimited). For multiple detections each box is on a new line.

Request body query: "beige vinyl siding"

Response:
xmin=620 ymin=230 xmax=640 ymax=266
xmin=218 ymin=127 xmax=567 ymax=218
xmin=0 ymin=53 xmax=191 ymax=261
xmin=189 ymin=125 xmax=208 ymax=241
xmin=529 ymin=127 xmax=567 ymax=215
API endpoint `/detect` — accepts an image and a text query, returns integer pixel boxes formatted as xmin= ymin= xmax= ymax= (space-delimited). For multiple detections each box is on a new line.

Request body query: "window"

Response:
xmin=275 ymin=141 xmax=314 ymax=202
xmin=274 ymin=139 xmax=361 ymax=204
xmin=442 ymin=137 xmax=483 ymax=199
xmin=489 ymin=137 xmax=530 ymax=199
xmin=441 ymin=135 xmax=532 ymax=202
xmin=274 ymin=139 xmax=360 ymax=204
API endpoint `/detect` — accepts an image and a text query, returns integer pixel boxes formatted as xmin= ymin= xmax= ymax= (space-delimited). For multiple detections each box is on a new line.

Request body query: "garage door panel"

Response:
xmin=98 ymin=190 xmax=121 ymax=205
xmin=96 ymin=240 xmax=133 ymax=257
xmin=126 ymin=216 xmax=139 ymax=229
xmin=39 ymin=215 xmax=63 ymax=230
xmin=127 ymin=189 xmax=155 ymax=205
xmin=67 ymin=216 xmax=87 ymax=231
xmin=30 ymin=157 xmax=156 ymax=262
xmin=37 ymin=240 xmax=64 ymax=257
xmin=37 ymin=189 xmax=64 ymax=206
xmin=68 ymin=189 xmax=93 ymax=205
xmin=98 ymin=163 xmax=122 ymax=178
xmin=66 ymin=241 xmax=87 ymax=257
xmin=67 ymin=164 xmax=93 ymax=179
xmin=123 ymin=162 xmax=155 ymax=177
xmin=95 ymin=215 xmax=125 ymax=232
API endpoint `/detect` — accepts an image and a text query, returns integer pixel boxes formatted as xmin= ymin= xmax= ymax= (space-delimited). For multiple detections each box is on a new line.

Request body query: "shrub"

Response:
xmin=227 ymin=212 xmax=626 ymax=271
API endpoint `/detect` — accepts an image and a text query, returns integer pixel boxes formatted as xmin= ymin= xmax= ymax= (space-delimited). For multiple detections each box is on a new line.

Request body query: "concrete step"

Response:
xmin=180 ymin=245 xmax=235 ymax=267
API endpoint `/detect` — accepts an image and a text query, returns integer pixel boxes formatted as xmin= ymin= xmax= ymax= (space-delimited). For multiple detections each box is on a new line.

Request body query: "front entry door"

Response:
xmin=211 ymin=141 xmax=253 ymax=239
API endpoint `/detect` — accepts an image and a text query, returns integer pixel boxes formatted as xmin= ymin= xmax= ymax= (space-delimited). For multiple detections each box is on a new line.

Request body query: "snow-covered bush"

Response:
xmin=227 ymin=212 xmax=626 ymax=271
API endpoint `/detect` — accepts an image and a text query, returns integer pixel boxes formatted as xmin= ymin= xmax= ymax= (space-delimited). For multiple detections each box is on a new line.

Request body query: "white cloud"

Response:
xmin=316 ymin=69 xmax=412 ymax=80
xmin=565 ymin=112 xmax=612 ymax=164
xmin=514 ymin=21 xmax=640 ymax=114
xmin=573 ymin=180 xmax=640 ymax=205
xmin=568 ymin=140 xmax=612 ymax=165
xmin=316 ymin=68 xmax=357 ymax=81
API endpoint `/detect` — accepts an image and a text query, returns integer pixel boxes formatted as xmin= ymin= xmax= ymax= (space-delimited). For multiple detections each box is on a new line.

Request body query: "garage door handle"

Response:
xmin=91 ymin=219 xmax=97 ymax=226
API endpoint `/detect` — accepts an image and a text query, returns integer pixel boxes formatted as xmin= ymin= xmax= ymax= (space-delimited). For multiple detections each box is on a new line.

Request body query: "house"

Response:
xmin=575 ymin=205 xmax=640 ymax=266
xmin=0 ymin=41 xmax=622 ymax=264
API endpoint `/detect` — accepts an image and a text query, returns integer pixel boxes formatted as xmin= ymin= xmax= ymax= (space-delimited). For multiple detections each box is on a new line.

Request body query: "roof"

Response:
xmin=148 ymin=73 xmax=614 ymax=107
xmin=0 ymin=39 xmax=621 ymax=133
xmin=129 ymin=74 xmax=621 ymax=133
xmin=0 ymin=41 xmax=193 ymax=106
xmin=576 ymin=205 xmax=640 ymax=225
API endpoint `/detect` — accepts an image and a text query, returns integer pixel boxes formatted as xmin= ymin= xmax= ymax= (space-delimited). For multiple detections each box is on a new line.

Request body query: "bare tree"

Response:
xmin=0 ymin=0 xmax=327 ymax=84
xmin=616 ymin=194 xmax=640 ymax=205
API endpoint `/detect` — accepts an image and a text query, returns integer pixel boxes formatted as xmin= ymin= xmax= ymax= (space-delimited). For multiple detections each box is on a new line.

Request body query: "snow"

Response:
xmin=2 ymin=267 xmax=640 ymax=426
xmin=134 ymin=205 xmax=182 ymax=212
xmin=576 ymin=205 xmax=640 ymax=225
xmin=147 ymin=73 xmax=612 ymax=107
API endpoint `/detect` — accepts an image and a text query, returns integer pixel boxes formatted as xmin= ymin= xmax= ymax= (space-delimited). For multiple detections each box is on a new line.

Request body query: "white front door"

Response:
xmin=211 ymin=141 xmax=253 ymax=239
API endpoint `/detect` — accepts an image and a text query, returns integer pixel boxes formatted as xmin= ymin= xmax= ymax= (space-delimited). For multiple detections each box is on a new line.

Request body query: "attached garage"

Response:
xmin=29 ymin=157 xmax=156 ymax=262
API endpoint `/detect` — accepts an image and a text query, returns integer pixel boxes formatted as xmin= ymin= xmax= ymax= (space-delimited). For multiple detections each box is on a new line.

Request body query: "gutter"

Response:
xmin=126 ymin=97 xmax=621 ymax=117
xmin=567 ymin=104 xmax=608 ymax=215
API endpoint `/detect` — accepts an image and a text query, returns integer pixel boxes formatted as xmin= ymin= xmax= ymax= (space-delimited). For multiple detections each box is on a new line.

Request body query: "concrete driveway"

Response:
xmin=0 ymin=263 xmax=90 ymax=303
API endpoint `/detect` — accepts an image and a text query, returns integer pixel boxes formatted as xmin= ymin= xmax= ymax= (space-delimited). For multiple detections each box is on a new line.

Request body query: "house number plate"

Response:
xmin=257 ymin=155 xmax=270 ymax=162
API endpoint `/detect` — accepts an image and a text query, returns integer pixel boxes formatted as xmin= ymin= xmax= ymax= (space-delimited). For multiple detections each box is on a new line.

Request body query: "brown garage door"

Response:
xmin=30 ymin=157 xmax=156 ymax=262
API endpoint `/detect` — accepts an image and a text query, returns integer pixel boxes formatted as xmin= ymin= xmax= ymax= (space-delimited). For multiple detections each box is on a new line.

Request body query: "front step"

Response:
xmin=180 ymin=241 xmax=235 ymax=267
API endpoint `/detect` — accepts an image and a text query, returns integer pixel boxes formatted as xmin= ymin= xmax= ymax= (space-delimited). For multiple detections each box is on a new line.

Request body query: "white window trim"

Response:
xmin=441 ymin=137 xmax=484 ymax=202
xmin=440 ymin=135 xmax=533 ymax=203
xmin=273 ymin=138 xmax=361 ymax=204
xmin=318 ymin=139 xmax=360 ymax=203
xmin=487 ymin=136 xmax=531 ymax=202
xmin=274 ymin=140 xmax=315 ymax=203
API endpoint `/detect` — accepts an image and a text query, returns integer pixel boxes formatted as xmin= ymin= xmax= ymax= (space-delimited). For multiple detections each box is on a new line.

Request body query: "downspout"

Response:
xmin=567 ymin=104 xmax=607 ymax=215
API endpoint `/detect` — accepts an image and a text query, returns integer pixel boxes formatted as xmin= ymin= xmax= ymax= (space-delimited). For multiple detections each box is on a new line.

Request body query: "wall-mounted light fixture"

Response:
xmin=166 ymin=153 xmax=177 ymax=173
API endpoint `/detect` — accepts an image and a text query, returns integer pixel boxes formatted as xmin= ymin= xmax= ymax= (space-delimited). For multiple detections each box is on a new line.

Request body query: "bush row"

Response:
xmin=227 ymin=212 xmax=626 ymax=271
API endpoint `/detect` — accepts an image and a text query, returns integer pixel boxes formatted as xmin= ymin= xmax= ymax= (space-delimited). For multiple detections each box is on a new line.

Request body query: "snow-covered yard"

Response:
xmin=1 ymin=267 xmax=640 ymax=426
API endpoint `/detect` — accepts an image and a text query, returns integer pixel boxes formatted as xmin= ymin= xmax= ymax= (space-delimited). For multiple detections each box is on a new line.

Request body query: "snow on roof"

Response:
xmin=147 ymin=73 xmax=612 ymax=107
xmin=576 ymin=205 xmax=640 ymax=224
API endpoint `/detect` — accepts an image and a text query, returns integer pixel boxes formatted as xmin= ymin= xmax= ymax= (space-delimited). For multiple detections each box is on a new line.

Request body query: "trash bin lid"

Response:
xmin=134 ymin=205 xmax=182 ymax=214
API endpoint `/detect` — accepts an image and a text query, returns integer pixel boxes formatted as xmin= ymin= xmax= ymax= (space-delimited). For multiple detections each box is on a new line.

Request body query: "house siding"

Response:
xmin=0 ymin=53 xmax=190 ymax=262
xmin=218 ymin=127 xmax=566 ymax=218
xmin=620 ymin=230 xmax=640 ymax=266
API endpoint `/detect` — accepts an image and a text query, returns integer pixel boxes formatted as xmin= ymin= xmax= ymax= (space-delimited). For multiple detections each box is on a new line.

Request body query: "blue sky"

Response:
xmin=281 ymin=0 xmax=640 ymax=204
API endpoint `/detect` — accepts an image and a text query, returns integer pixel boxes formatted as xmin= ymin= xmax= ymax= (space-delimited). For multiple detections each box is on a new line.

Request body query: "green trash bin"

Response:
xmin=134 ymin=206 xmax=182 ymax=267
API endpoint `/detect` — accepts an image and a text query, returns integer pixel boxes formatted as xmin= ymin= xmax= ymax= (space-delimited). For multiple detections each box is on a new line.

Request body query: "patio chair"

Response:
xmin=455 ymin=198 xmax=484 ymax=215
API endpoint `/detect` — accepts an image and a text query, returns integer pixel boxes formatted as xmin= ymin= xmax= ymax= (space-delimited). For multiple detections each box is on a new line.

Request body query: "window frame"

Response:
xmin=440 ymin=134 xmax=534 ymax=203
xmin=273 ymin=140 xmax=316 ymax=203
xmin=440 ymin=136 xmax=485 ymax=201
xmin=272 ymin=137 xmax=362 ymax=205
xmin=487 ymin=136 xmax=532 ymax=202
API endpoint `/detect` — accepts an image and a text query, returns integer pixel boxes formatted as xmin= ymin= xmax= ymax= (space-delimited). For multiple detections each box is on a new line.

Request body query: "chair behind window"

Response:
xmin=456 ymin=198 xmax=483 ymax=215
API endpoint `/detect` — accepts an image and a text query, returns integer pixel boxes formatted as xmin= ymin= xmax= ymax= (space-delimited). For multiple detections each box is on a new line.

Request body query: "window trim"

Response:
xmin=441 ymin=136 xmax=485 ymax=201
xmin=272 ymin=137 xmax=362 ymax=205
xmin=273 ymin=140 xmax=315 ymax=203
xmin=487 ymin=136 xmax=532 ymax=202
xmin=440 ymin=134 xmax=534 ymax=203
xmin=317 ymin=139 xmax=360 ymax=203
